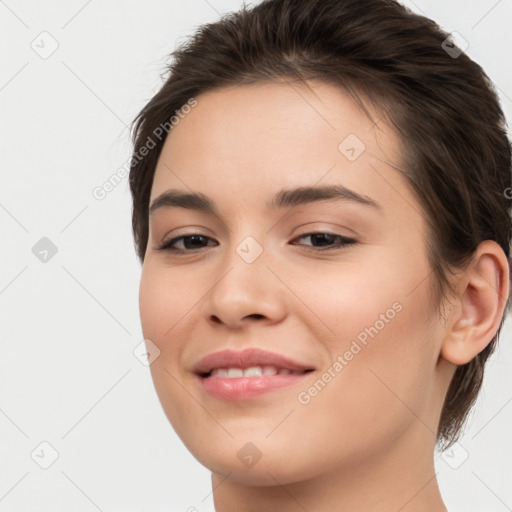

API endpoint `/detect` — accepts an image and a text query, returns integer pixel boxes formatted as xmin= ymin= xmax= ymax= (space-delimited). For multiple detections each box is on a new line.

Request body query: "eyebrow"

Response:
xmin=148 ymin=184 xmax=381 ymax=216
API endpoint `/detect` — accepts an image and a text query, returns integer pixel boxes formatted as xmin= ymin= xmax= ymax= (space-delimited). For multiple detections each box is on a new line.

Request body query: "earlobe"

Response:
xmin=440 ymin=310 xmax=477 ymax=366
xmin=440 ymin=241 xmax=510 ymax=366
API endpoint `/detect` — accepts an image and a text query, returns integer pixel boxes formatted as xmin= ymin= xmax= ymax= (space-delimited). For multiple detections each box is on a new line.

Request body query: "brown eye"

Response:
xmin=290 ymin=232 xmax=357 ymax=251
xmin=157 ymin=235 xmax=217 ymax=253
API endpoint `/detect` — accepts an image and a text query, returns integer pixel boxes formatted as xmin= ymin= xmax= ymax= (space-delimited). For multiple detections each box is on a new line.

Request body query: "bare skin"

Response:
xmin=138 ymin=79 xmax=509 ymax=512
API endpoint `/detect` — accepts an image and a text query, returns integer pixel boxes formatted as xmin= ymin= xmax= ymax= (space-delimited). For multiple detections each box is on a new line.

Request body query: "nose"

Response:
xmin=200 ymin=247 xmax=288 ymax=330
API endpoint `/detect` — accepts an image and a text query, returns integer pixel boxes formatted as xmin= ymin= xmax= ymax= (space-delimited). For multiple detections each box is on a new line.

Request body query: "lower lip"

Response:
xmin=199 ymin=373 xmax=311 ymax=400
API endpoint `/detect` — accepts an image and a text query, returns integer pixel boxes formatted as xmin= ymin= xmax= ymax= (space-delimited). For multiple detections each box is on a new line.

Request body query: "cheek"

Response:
xmin=138 ymin=262 xmax=199 ymax=404
xmin=139 ymin=262 xmax=196 ymax=342
xmin=138 ymin=263 xmax=201 ymax=437
xmin=298 ymin=251 xmax=436 ymax=421
xmin=287 ymin=301 xmax=436 ymax=478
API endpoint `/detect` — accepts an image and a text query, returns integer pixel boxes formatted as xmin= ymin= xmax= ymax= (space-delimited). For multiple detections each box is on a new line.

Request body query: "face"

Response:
xmin=139 ymin=80 xmax=451 ymax=485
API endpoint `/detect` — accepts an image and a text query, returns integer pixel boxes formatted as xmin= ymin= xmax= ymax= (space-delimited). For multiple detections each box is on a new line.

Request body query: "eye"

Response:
xmin=290 ymin=232 xmax=357 ymax=251
xmin=156 ymin=234 xmax=216 ymax=253
xmin=156 ymin=232 xmax=356 ymax=254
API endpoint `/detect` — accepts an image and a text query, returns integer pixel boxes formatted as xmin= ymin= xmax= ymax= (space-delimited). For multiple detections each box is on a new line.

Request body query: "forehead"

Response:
xmin=150 ymin=80 xmax=414 ymax=220
xmin=156 ymin=79 xmax=391 ymax=168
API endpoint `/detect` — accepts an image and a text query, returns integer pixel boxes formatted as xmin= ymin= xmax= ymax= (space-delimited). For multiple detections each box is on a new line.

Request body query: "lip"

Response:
xmin=193 ymin=348 xmax=315 ymax=401
xmin=193 ymin=347 xmax=314 ymax=375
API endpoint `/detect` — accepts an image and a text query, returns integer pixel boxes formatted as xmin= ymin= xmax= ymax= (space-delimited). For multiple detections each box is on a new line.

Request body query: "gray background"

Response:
xmin=1 ymin=1 xmax=511 ymax=510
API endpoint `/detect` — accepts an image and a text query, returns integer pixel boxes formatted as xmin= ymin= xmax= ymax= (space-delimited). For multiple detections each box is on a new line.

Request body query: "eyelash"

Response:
xmin=156 ymin=232 xmax=357 ymax=254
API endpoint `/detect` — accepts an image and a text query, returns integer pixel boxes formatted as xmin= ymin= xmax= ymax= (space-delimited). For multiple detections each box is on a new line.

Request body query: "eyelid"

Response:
xmin=155 ymin=230 xmax=357 ymax=254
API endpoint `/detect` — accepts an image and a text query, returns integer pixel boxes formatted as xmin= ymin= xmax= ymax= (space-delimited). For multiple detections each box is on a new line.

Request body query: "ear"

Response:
xmin=440 ymin=240 xmax=510 ymax=365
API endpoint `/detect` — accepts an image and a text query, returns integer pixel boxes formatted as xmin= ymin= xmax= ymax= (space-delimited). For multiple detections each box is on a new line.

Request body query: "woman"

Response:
xmin=128 ymin=0 xmax=511 ymax=510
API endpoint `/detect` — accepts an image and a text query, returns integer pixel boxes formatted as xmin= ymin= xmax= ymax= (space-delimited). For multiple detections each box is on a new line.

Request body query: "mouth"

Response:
xmin=193 ymin=348 xmax=315 ymax=400
xmin=197 ymin=369 xmax=314 ymax=401
xmin=200 ymin=366 xmax=314 ymax=378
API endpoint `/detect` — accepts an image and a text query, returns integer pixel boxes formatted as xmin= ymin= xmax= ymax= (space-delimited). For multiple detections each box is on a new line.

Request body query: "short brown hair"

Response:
xmin=129 ymin=0 xmax=512 ymax=449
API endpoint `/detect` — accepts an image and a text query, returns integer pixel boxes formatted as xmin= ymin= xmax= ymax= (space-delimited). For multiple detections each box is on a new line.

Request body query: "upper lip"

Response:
xmin=193 ymin=348 xmax=315 ymax=376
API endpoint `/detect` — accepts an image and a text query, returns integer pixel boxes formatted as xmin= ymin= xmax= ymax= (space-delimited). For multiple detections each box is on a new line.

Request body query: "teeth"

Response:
xmin=245 ymin=366 xmax=263 ymax=377
xmin=262 ymin=365 xmax=278 ymax=376
xmin=227 ymin=368 xmax=244 ymax=378
xmin=209 ymin=366 xmax=304 ymax=378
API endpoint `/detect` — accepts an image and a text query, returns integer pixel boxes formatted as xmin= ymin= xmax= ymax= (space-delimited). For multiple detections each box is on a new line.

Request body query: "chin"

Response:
xmin=182 ymin=432 xmax=327 ymax=487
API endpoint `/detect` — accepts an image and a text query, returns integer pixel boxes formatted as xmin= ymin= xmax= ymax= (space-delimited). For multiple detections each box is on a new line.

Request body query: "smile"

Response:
xmin=208 ymin=366 xmax=308 ymax=378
